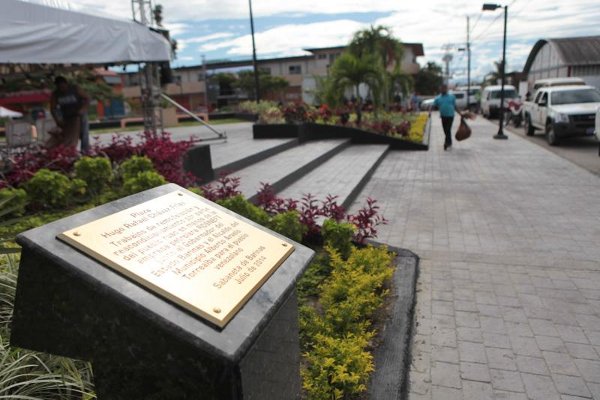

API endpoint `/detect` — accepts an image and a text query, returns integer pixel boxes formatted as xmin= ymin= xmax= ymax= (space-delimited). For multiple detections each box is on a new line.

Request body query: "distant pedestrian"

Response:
xmin=49 ymin=76 xmax=90 ymax=151
xmin=433 ymin=84 xmax=460 ymax=151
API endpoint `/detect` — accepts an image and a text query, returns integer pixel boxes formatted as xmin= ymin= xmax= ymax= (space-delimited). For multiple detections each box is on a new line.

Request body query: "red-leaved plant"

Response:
xmin=254 ymin=181 xmax=387 ymax=244
xmin=201 ymin=174 xmax=241 ymax=202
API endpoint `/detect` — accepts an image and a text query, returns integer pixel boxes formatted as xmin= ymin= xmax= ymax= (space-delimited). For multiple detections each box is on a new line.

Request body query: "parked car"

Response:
xmin=420 ymin=98 xmax=436 ymax=110
xmin=522 ymin=85 xmax=600 ymax=145
xmin=531 ymin=77 xmax=585 ymax=94
xmin=480 ymin=85 xmax=518 ymax=118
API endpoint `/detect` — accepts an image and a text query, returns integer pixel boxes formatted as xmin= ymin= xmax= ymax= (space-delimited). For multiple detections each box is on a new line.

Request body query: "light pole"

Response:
xmin=482 ymin=3 xmax=508 ymax=139
xmin=248 ymin=0 xmax=260 ymax=103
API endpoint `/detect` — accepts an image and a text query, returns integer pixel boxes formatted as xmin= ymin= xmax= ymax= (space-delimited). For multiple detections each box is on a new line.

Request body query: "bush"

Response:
xmin=0 ymin=188 xmax=27 ymax=218
xmin=74 ymin=156 xmax=112 ymax=195
xmin=299 ymin=245 xmax=394 ymax=399
xmin=321 ymin=219 xmax=355 ymax=259
xmin=302 ymin=332 xmax=374 ymax=400
xmin=122 ymin=171 xmax=167 ymax=196
xmin=216 ymin=195 xmax=269 ymax=226
xmin=120 ymin=156 xmax=155 ymax=181
xmin=268 ymin=211 xmax=306 ymax=242
xmin=24 ymin=169 xmax=86 ymax=209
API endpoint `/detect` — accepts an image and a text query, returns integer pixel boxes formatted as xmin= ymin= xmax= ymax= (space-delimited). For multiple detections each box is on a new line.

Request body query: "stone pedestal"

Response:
xmin=11 ymin=184 xmax=314 ymax=400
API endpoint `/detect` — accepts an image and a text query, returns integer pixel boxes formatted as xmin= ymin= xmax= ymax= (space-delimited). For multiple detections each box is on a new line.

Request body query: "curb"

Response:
xmin=366 ymin=242 xmax=419 ymax=400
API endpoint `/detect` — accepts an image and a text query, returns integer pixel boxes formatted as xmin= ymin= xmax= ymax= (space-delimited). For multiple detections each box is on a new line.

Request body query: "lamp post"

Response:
xmin=482 ymin=3 xmax=508 ymax=139
xmin=248 ymin=0 xmax=260 ymax=103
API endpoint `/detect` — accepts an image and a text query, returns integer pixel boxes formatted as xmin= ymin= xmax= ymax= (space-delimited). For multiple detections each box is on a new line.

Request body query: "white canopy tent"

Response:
xmin=0 ymin=0 xmax=171 ymax=64
xmin=0 ymin=106 xmax=23 ymax=118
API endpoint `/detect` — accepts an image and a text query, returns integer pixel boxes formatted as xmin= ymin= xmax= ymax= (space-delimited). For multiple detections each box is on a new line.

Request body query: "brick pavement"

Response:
xmin=349 ymin=114 xmax=600 ymax=399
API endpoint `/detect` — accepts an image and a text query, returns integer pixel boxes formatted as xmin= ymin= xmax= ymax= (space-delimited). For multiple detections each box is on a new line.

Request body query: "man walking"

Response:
xmin=433 ymin=84 xmax=458 ymax=151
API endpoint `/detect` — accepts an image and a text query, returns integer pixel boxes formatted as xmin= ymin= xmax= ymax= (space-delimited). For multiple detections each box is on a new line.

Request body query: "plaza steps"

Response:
xmin=206 ymin=135 xmax=389 ymax=210
xmin=277 ymin=144 xmax=389 ymax=208
xmin=232 ymin=139 xmax=351 ymax=202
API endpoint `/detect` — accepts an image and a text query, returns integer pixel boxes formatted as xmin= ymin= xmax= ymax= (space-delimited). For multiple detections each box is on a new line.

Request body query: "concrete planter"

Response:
xmin=253 ymin=121 xmax=429 ymax=150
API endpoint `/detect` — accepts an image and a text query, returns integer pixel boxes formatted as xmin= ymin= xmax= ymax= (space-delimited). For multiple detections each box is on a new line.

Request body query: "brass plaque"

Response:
xmin=58 ymin=190 xmax=294 ymax=328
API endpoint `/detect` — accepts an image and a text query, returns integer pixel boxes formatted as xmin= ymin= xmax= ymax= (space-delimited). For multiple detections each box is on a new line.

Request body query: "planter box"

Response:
xmin=253 ymin=124 xmax=300 ymax=139
xmin=254 ymin=121 xmax=429 ymax=150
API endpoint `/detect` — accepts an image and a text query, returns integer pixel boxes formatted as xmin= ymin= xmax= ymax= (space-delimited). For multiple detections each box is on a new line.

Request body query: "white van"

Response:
xmin=481 ymin=85 xmax=518 ymax=118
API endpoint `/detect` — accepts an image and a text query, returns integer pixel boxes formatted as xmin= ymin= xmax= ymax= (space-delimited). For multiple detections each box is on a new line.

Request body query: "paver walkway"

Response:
xmin=349 ymin=114 xmax=600 ymax=399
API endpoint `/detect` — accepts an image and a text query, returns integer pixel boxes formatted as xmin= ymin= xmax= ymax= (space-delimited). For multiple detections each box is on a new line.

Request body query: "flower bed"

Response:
xmin=1 ymin=151 xmax=396 ymax=398
xmin=252 ymin=102 xmax=430 ymax=150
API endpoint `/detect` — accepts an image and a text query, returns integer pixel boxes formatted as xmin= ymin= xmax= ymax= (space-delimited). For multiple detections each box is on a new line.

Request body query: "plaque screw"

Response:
xmin=73 ymin=232 xmax=81 ymax=237
xmin=178 ymin=193 xmax=184 ymax=196
xmin=282 ymin=243 xmax=288 ymax=247
xmin=213 ymin=307 xmax=221 ymax=314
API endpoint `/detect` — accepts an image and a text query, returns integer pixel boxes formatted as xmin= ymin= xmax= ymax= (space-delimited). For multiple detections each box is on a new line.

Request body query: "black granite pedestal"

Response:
xmin=10 ymin=184 xmax=314 ymax=400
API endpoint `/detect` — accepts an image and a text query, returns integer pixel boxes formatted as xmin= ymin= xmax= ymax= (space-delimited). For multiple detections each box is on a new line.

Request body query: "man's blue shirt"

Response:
xmin=434 ymin=93 xmax=456 ymax=117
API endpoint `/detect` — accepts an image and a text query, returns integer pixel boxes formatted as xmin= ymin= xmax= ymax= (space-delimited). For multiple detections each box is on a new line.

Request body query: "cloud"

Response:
xmin=198 ymin=20 xmax=365 ymax=57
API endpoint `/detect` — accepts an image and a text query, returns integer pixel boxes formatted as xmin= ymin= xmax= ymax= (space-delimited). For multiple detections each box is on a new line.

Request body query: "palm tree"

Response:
xmin=484 ymin=61 xmax=503 ymax=85
xmin=330 ymin=52 xmax=384 ymax=122
xmin=347 ymin=25 xmax=408 ymax=107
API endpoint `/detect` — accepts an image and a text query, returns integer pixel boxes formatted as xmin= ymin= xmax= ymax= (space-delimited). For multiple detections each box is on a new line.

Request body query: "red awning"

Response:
xmin=0 ymin=90 xmax=50 ymax=106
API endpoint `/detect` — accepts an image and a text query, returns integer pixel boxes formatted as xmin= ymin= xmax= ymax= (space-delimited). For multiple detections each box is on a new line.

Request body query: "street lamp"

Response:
xmin=482 ymin=3 xmax=508 ymax=139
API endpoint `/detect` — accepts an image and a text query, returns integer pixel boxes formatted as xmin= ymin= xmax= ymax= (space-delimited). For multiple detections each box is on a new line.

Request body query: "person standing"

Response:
xmin=49 ymin=76 xmax=90 ymax=150
xmin=433 ymin=84 xmax=459 ymax=151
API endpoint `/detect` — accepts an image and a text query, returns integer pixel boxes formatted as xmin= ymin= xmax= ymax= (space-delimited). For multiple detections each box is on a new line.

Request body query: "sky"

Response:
xmin=26 ymin=0 xmax=600 ymax=84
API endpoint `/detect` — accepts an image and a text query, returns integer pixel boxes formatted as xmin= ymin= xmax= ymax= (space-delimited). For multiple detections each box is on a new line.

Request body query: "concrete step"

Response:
xmin=211 ymin=137 xmax=298 ymax=176
xmin=278 ymin=144 xmax=389 ymax=208
xmin=232 ymin=139 xmax=351 ymax=201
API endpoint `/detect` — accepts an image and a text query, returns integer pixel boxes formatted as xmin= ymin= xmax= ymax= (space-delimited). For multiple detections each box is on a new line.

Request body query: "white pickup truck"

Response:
xmin=523 ymin=85 xmax=600 ymax=145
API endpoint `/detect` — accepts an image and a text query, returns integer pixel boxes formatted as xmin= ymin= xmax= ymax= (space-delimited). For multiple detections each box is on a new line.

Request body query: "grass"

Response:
xmin=90 ymin=118 xmax=247 ymax=135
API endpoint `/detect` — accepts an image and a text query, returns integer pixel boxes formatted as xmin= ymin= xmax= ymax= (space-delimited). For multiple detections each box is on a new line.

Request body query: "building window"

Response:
xmin=260 ymin=67 xmax=271 ymax=75
xmin=289 ymin=65 xmax=302 ymax=75
xmin=317 ymin=54 xmax=327 ymax=60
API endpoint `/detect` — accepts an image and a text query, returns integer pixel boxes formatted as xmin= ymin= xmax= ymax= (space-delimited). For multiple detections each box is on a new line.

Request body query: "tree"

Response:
xmin=484 ymin=60 xmax=503 ymax=85
xmin=235 ymin=70 xmax=289 ymax=100
xmin=414 ymin=62 xmax=443 ymax=95
xmin=347 ymin=25 xmax=408 ymax=107
xmin=329 ymin=52 xmax=384 ymax=122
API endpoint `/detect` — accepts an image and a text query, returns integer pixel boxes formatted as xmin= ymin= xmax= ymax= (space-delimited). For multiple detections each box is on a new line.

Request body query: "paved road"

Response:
xmin=350 ymin=114 xmax=600 ymax=400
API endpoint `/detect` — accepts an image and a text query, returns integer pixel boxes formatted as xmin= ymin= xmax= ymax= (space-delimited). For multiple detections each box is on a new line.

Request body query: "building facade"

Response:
xmin=120 ymin=43 xmax=424 ymax=111
xmin=523 ymin=36 xmax=600 ymax=90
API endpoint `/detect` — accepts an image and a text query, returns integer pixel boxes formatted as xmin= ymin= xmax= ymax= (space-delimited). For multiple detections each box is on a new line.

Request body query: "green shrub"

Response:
xmin=322 ymin=219 xmax=355 ymax=259
xmin=299 ymin=245 xmax=395 ymax=398
xmin=74 ymin=156 xmax=112 ymax=195
xmin=186 ymin=187 xmax=203 ymax=197
xmin=268 ymin=211 xmax=306 ymax=242
xmin=122 ymin=171 xmax=167 ymax=196
xmin=120 ymin=156 xmax=155 ymax=181
xmin=0 ymin=188 xmax=27 ymax=218
xmin=302 ymin=332 xmax=374 ymax=400
xmin=24 ymin=169 xmax=86 ymax=209
xmin=216 ymin=195 xmax=269 ymax=226
xmin=297 ymin=250 xmax=332 ymax=299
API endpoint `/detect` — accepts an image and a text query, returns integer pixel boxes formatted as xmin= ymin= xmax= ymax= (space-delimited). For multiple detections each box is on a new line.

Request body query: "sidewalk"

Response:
xmin=349 ymin=114 xmax=600 ymax=399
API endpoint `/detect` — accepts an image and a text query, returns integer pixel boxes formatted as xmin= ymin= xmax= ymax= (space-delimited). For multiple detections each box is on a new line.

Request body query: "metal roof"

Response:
xmin=551 ymin=36 xmax=600 ymax=66
xmin=523 ymin=36 xmax=600 ymax=74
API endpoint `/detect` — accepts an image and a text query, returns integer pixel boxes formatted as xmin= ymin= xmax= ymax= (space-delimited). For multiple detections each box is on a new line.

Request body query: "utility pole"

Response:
xmin=441 ymin=44 xmax=454 ymax=85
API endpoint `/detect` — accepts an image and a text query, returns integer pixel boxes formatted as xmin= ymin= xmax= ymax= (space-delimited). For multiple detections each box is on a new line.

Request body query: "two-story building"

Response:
xmin=120 ymin=43 xmax=424 ymax=111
